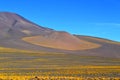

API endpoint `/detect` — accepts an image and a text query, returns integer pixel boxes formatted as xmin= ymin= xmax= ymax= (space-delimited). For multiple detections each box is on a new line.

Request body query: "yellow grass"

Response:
xmin=1 ymin=76 xmax=119 ymax=80
xmin=0 ymin=66 xmax=120 ymax=80
xmin=0 ymin=47 xmax=31 ymax=53
xmin=0 ymin=47 xmax=120 ymax=80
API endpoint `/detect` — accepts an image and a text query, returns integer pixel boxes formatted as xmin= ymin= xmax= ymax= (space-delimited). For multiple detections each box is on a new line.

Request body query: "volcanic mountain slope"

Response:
xmin=0 ymin=12 xmax=53 ymax=38
xmin=0 ymin=12 xmax=120 ymax=58
xmin=0 ymin=12 xmax=100 ymax=50
xmin=22 ymin=31 xmax=101 ymax=50
xmin=75 ymin=35 xmax=120 ymax=58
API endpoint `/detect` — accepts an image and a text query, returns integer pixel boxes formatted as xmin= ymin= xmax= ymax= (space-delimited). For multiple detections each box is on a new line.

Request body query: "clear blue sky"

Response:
xmin=0 ymin=0 xmax=120 ymax=42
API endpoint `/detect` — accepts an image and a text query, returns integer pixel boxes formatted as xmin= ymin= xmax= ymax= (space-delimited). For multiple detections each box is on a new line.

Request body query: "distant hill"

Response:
xmin=0 ymin=12 xmax=120 ymax=58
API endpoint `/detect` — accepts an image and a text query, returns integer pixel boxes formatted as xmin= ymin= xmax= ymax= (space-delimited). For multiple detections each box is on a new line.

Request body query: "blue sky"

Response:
xmin=0 ymin=0 xmax=120 ymax=42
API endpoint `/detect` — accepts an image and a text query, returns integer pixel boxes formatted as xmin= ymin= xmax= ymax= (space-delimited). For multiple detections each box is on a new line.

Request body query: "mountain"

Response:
xmin=0 ymin=12 xmax=120 ymax=58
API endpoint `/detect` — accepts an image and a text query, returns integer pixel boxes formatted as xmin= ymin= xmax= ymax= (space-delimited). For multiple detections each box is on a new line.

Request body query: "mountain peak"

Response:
xmin=0 ymin=12 xmax=30 ymax=24
xmin=0 ymin=12 xmax=27 ymax=26
xmin=0 ymin=12 xmax=16 ymax=15
xmin=0 ymin=12 xmax=20 ymax=19
xmin=0 ymin=12 xmax=53 ymax=38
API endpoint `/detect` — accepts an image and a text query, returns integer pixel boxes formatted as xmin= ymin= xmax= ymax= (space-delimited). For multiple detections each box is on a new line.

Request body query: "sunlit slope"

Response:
xmin=23 ymin=31 xmax=101 ymax=50
xmin=74 ymin=35 xmax=120 ymax=58
xmin=76 ymin=35 xmax=120 ymax=44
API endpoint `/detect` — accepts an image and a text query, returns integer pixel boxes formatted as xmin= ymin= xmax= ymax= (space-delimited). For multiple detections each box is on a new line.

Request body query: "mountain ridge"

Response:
xmin=0 ymin=12 xmax=120 ymax=58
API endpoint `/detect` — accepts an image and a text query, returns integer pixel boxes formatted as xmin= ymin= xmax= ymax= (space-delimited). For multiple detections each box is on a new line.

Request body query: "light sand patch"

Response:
xmin=22 ymin=32 xmax=101 ymax=50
